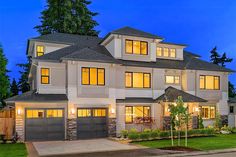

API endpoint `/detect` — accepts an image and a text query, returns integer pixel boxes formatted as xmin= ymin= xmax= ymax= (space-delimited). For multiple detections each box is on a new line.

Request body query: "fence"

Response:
xmin=0 ymin=109 xmax=15 ymax=140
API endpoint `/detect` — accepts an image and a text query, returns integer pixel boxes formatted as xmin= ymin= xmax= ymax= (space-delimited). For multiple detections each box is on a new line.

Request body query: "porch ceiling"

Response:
xmin=156 ymin=86 xmax=207 ymax=103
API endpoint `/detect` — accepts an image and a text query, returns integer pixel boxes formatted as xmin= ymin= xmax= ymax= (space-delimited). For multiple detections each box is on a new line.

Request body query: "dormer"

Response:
xmin=156 ymin=42 xmax=187 ymax=60
xmin=101 ymin=27 xmax=163 ymax=62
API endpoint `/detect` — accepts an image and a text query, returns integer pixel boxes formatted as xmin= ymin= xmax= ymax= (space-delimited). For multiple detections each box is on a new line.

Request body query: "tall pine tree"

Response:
xmin=210 ymin=46 xmax=221 ymax=65
xmin=34 ymin=0 xmax=99 ymax=36
xmin=10 ymin=78 xmax=19 ymax=96
xmin=0 ymin=44 xmax=10 ymax=107
xmin=17 ymin=57 xmax=30 ymax=93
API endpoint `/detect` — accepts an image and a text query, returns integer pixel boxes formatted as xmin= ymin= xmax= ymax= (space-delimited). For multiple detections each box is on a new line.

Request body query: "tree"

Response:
xmin=0 ymin=45 xmax=10 ymax=107
xmin=10 ymin=78 xmax=19 ymax=96
xmin=17 ymin=57 xmax=30 ymax=93
xmin=210 ymin=46 xmax=221 ymax=65
xmin=35 ymin=0 xmax=99 ymax=36
xmin=220 ymin=52 xmax=233 ymax=67
xmin=229 ymin=82 xmax=236 ymax=98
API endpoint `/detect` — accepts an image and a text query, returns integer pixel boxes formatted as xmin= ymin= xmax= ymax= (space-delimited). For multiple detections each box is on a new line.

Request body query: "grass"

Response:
xmin=134 ymin=134 xmax=236 ymax=151
xmin=0 ymin=143 xmax=27 ymax=157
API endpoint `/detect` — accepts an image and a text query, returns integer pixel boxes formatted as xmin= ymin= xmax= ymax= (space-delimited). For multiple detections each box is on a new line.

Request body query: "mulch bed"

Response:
xmin=160 ymin=146 xmax=200 ymax=152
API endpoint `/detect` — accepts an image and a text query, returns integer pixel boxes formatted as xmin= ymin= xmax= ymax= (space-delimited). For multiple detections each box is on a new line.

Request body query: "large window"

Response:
xmin=200 ymin=75 xmax=220 ymax=90
xmin=156 ymin=47 xmax=176 ymax=58
xmin=36 ymin=45 xmax=44 ymax=57
xmin=81 ymin=67 xmax=105 ymax=86
xmin=165 ymin=75 xmax=180 ymax=84
xmin=200 ymin=106 xmax=216 ymax=119
xmin=125 ymin=40 xmax=148 ymax=55
xmin=125 ymin=72 xmax=151 ymax=88
xmin=125 ymin=106 xmax=151 ymax=123
xmin=41 ymin=68 xmax=50 ymax=84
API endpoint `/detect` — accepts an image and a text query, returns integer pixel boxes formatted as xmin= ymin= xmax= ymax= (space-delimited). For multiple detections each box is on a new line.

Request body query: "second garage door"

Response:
xmin=77 ymin=108 xmax=108 ymax=139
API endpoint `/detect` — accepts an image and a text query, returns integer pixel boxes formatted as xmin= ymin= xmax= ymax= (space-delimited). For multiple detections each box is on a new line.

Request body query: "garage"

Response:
xmin=25 ymin=108 xmax=65 ymax=141
xmin=77 ymin=108 xmax=108 ymax=139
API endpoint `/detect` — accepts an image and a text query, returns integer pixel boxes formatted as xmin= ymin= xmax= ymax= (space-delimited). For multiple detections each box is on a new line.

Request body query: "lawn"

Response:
xmin=134 ymin=134 xmax=236 ymax=151
xmin=0 ymin=143 xmax=27 ymax=157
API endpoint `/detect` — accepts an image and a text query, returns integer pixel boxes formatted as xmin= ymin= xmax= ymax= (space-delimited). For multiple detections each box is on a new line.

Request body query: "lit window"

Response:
xmin=27 ymin=110 xmax=44 ymax=118
xmin=36 ymin=45 xmax=44 ymax=57
xmin=125 ymin=40 xmax=148 ymax=55
xmin=156 ymin=47 xmax=162 ymax=57
xmin=93 ymin=109 xmax=106 ymax=117
xmin=47 ymin=109 xmax=63 ymax=118
xmin=81 ymin=67 xmax=105 ymax=86
xmin=170 ymin=49 xmax=176 ymax=58
xmin=165 ymin=75 xmax=180 ymax=84
xmin=163 ymin=48 xmax=169 ymax=57
xmin=125 ymin=106 xmax=151 ymax=123
xmin=78 ymin=109 xmax=91 ymax=117
xmin=125 ymin=72 xmax=151 ymax=88
xmin=199 ymin=75 xmax=220 ymax=90
xmin=201 ymin=106 xmax=216 ymax=119
xmin=41 ymin=68 xmax=50 ymax=84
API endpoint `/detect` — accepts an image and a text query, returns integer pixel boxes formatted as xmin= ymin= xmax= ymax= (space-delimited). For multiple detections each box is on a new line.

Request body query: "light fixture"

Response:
xmin=111 ymin=108 xmax=115 ymax=114
xmin=17 ymin=108 xmax=22 ymax=115
xmin=71 ymin=108 xmax=75 ymax=115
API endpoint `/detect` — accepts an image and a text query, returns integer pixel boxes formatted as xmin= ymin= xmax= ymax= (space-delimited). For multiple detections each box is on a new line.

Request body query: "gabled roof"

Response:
xmin=156 ymin=86 xmax=207 ymax=102
xmin=4 ymin=90 xmax=68 ymax=103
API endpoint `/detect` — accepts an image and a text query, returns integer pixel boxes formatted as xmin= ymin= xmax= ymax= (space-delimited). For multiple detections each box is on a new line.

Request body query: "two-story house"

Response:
xmin=5 ymin=27 xmax=234 ymax=141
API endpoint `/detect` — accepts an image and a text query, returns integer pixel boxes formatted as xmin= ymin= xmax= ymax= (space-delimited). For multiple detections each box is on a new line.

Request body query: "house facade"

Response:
xmin=5 ymin=27 xmax=233 ymax=141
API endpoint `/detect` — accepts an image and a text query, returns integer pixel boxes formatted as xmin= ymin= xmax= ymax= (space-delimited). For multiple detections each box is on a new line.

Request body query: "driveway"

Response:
xmin=33 ymin=138 xmax=143 ymax=156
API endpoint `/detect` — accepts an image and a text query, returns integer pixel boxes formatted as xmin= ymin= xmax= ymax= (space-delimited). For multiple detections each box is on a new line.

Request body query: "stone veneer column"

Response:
xmin=67 ymin=118 xmax=77 ymax=140
xmin=108 ymin=118 xmax=116 ymax=137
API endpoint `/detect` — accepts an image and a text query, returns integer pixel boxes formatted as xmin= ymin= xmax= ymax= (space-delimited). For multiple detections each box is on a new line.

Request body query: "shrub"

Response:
xmin=121 ymin=130 xmax=129 ymax=138
xmin=159 ymin=131 xmax=170 ymax=138
xmin=150 ymin=130 xmax=160 ymax=138
xmin=140 ymin=132 xmax=150 ymax=140
xmin=129 ymin=128 xmax=138 ymax=134
xmin=128 ymin=133 xmax=139 ymax=140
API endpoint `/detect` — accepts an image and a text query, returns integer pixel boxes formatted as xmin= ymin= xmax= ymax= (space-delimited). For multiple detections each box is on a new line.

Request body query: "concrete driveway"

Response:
xmin=33 ymin=138 xmax=143 ymax=156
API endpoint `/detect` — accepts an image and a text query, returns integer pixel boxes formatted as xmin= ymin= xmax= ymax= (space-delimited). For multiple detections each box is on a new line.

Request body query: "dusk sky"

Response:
xmin=0 ymin=0 xmax=235 ymax=85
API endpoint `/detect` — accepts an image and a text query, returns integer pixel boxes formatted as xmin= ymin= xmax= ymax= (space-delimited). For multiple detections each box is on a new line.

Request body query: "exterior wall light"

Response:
xmin=17 ymin=108 xmax=22 ymax=115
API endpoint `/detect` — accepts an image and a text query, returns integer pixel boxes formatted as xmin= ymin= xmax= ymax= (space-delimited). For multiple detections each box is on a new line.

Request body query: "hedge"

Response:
xmin=124 ymin=128 xmax=215 ymax=141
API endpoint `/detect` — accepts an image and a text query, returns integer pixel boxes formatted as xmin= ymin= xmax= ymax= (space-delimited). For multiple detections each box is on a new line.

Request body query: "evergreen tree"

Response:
xmin=35 ymin=0 xmax=99 ymax=36
xmin=10 ymin=78 xmax=19 ymax=96
xmin=220 ymin=52 xmax=233 ymax=67
xmin=210 ymin=46 xmax=221 ymax=65
xmin=0 ymin=45 xmax=10 ymax=107
xmin=229 ymin=81 xmax=236 ymax=98
xmin=17 ymin=57 xmax=30 ymax=93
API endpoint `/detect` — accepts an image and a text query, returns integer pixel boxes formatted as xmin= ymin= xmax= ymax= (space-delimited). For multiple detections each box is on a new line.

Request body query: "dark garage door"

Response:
xmin=25 ymin=109 xmax=65 ymax=141
xmin=77 ymin=108 xmax=108 ymax=139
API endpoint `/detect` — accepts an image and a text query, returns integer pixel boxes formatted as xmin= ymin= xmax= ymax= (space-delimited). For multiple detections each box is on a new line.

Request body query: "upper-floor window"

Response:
xmin=36 ymin=45 xmax=44 ymax=57
xmin=81 ymin=67 xmax=105 ymax=86
xmin=200 ymin=75 xmax=220 ymax=90
xmin=125 ymin=40 xmax=148 ymax=55
xmin=41 ymin=68 xmax=50 ymax=84
xmin=156 ymin=47 xmax=176 ymax=58
xmin=165 ymin=75 xmax=180 ymax=84
xmin=125 ymin=72 xmax=151 ymax=88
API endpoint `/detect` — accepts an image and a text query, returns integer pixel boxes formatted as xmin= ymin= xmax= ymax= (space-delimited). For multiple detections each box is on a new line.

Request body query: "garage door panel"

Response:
xmin=25 ymin=108 xmax=65 ymax=141
xmin=77 ymin=108 xmax=108 ymax=139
